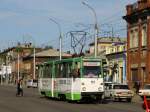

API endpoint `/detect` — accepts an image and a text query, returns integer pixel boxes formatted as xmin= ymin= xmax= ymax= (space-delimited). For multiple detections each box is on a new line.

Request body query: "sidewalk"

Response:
xmin=0 ymin=83 xmax=35 ymax=89
xmin=132 ymin=93 xmax=143 ymax=103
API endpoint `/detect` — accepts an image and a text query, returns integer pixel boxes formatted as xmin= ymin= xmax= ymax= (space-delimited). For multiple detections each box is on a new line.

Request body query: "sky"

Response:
xmin=0 ymin=0 xmax=136 ymax=52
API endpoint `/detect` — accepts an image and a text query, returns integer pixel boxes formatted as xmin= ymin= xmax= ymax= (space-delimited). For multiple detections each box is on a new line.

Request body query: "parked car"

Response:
xmin=139 ymin=84 xmax=150 ymax=98
xmin=27 ymin=79 xmax=38 ymax=88
xmin=104 ymin=83 xmax=133 ymax=102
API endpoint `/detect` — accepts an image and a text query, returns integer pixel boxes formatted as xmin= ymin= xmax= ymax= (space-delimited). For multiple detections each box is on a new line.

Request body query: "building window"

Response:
xmin=25 ymin=63 xmax=31 ymax=70
xmin=130 ymin=28 xmax=139 ymax=48
xmin=142 ymin=51 xmax=146 ymax=57
xmin=134 ymin=29 xmax=139 ymax=47
xmin=142 ymin=25 xmax=147 ymax=46
xmin=120 ymin=67 xmax=123 ymax=83
xmin=130 ymin=30 xmax=133 ymax=48
xmin=131 ymin=69 xmax=138 ymax=82
xmin=142 ymin=67 xmax=146 ymax=82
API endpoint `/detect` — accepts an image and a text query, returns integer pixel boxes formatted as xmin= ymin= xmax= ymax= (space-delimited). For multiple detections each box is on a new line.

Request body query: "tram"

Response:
xmin=37 ymin=57 xmax=104 ymax=101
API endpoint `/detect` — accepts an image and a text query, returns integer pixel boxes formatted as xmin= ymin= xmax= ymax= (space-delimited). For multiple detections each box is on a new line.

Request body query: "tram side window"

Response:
xmin=55 ymin=64 xmax=58 ymax=78
xmin=61 ymin=63 xmax=67 ymax=78
xmin=43 ymin=65 xmax=52 ymax=78
xmin=55 ymin=63 xmax=73 ymax=78
xmin=46 ymin=65 xmax=52 ymax=78
xmin=72 ymin=62 xmax=80 ymax=78
xmin=67 ymin=63 xmax=73 ymax=78
xmin=64 ymin=63 xmax=73 ymax=78
xmin=55 ymin=64 xmax=61 ymax=78
xmin=39 ymin=66 xmax=43 ymax=78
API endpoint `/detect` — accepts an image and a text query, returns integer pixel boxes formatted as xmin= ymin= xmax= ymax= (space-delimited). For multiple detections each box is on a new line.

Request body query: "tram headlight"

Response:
xmin=81 ymin=82 xmax=85 ymax=85
xmin=100 ymin=83 xmax=103 ymax=85
xmin=98 ymin=87 xmax=102 ymax=91
xmin=82 ymin=87 xmax=86 ymax=91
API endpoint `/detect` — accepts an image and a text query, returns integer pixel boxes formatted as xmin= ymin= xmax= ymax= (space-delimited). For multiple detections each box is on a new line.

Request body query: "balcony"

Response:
xmin=106 ymin=45 xmax=126 ymax=55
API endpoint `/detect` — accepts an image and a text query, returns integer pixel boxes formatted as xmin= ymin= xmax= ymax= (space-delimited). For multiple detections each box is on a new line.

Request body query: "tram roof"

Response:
xmin=37 ymin=57 xmax=102 ymax=66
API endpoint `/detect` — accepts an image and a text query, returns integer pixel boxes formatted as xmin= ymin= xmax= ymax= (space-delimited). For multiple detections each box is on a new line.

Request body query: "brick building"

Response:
xmin=0 ymin=43 xmax=41 ymax=84
xmin=23 ymin=48 xmax=72 ymax=80
xmin=123 ymin=0 xmax=150 ymax=87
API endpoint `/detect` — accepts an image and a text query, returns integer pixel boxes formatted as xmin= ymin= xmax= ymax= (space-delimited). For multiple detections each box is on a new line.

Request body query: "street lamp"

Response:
xmin=33 ymin=45 xmax=35 ymax=79
xmin=49 ymin=18 xmax=62 ymax=60
xmin=17 ymin=47 xmax=20 ymax=81
xmin=82 ymin=1 xmax=99 ymax=57
xmin=31 ymin=40 xmax=36 ymax=80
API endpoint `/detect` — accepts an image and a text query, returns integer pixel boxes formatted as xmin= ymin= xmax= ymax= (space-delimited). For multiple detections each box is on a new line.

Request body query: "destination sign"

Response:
xmin=83 ymin=62 xmax=100 ymax=66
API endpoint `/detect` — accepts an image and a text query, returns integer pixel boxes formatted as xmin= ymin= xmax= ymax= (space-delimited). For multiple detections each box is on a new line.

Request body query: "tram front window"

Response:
xmin=84 ymin=66 xmax=100 ymax=78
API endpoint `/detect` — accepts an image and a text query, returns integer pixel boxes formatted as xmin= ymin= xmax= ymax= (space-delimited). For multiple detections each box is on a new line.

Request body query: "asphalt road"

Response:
xmin=0 ymin=85 xmax=144 ymax=112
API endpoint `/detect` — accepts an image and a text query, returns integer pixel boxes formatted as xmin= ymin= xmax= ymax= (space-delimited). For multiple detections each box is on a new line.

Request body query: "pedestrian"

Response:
xmin=16 ymin=79 xmax=23 ymax=96
xmin=19 ymin=79 xmax=23 ymax=96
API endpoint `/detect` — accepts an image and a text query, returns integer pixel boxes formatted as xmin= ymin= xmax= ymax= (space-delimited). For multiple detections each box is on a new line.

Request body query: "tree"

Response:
xmin=109 ymin=63 xmax=118 ymax=82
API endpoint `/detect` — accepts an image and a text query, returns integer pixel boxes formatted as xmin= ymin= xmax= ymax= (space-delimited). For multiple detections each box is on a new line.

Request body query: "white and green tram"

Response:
xmin=37 ymin=57 xmax=104 ymax=101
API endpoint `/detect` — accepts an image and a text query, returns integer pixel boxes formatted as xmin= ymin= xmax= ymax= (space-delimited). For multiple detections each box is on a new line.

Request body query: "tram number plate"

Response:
xmin=59 ymin=80 xmax=71 ymax=85
xmin=91 ymin=80 xmax=95 ymax=84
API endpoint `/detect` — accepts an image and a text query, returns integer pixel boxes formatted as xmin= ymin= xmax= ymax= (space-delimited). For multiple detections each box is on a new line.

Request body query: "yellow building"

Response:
xmin=88 ymin=37 xmax=127 ymax=83
xmin=106 ymin=43 xmax=127 ymax=83
xmin=89 ymin=37 xmax=126 ymax=54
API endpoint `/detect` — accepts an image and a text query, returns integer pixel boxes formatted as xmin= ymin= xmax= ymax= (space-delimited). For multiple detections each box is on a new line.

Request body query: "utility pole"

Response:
xmin=59 ymin=33 xmax=62 ymax=60
xmin=0 ymin=47 xmax=4 ymax=85
xmin=0 ymin=57 xmax=2 ymax=85
xmin=6 ymin=55 xmax=8 ymax=84
xmin=49 ymin=18 xmax=62 ymax=60
xmin=1 ymin=71 xmax=2 ymax=85
xmin=17 ymin=52 xmax=20 ymax=81
xmin=16 ymin=44 xmax=21 ymax=81
xmin=33 ymin=46 xmax=35 ymax=79
xmin=82 ymin=1 xmax=99 ymax=58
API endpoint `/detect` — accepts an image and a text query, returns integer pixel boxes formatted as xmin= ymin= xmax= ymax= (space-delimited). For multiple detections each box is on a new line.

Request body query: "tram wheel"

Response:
xmin=59 ymin=94 xmax=66 ymax=101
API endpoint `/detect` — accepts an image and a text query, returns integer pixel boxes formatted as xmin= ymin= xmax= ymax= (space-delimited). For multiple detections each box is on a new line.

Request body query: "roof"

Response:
xmin=30 ymin=48 xmax=72 ymax=57
xmin=85 ymin=50 xmax=106 ymax=59
xmin=89 ymin=37 xmax=126 ymax=46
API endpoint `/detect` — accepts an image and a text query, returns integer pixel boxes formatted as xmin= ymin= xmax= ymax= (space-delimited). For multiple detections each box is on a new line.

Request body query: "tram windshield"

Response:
xmin=84 ymin=66 xmax=101 ymax=78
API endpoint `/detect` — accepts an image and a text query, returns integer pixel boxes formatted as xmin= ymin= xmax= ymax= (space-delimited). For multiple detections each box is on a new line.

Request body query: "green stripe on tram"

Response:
xmin=66 ymin=92 xmax=81 ymax=100
xmin=45 ymin=91 xmax=52 ymax=97
xmin=53 ymin=92 xmax=59 ymax=98
xmin=44 ymin=91 xmax=81 ymax=100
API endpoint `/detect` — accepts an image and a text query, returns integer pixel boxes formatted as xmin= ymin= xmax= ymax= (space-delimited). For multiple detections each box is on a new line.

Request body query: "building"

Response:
xmin=89 ymin=37 xmax=126 ymax=54
xmin=23 ymin=48 xmax=72 ymax=80
xmin=88 ymin=37 xmax=126 ymax=81
xmin=123 ymin=0 xmax=150 ymax=87
xmin=0 ymin=42 xmax=42 ymax=84
xmin=105 ymin=43 xmax=126 ymax=83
